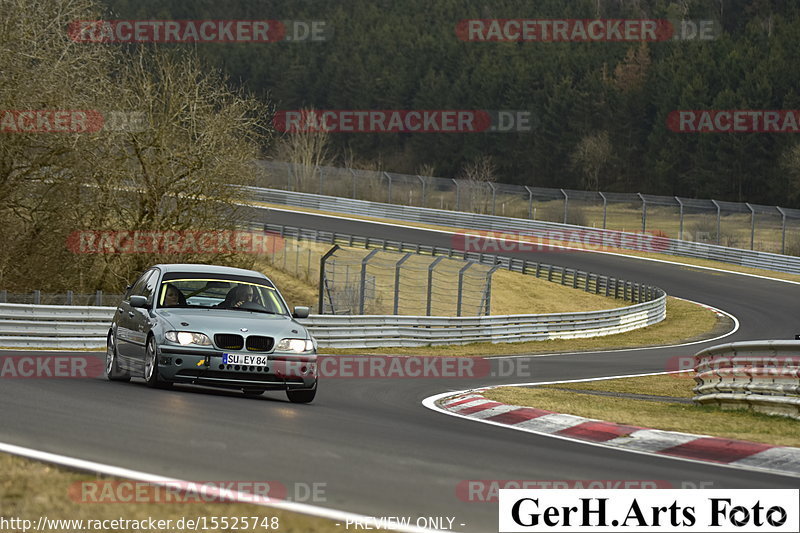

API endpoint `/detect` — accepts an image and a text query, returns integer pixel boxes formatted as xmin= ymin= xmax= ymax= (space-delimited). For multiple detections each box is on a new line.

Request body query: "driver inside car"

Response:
xmin=218 ymin=284 xmax=257 ymax=308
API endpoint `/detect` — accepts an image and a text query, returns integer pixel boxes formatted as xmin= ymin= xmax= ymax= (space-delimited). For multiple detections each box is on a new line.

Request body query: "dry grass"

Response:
xmin=489 ymin=269 xmax=625 ymax=315
xmin=324 ymin=297 xmax=720 ymax=356
xmin=254 ymin=202 xmax=800 ymax=283
xmin=484 ymin=374 xmax=800 ymax=447
xmin=0 ymin=453 xmax=342 ymax=532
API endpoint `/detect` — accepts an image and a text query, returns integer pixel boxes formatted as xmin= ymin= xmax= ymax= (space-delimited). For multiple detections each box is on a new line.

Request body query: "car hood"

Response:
xmin=156 ymin=308 xmax=309 ymax=339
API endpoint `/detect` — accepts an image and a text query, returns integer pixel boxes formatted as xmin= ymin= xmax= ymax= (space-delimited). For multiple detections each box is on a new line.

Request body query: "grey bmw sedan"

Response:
xmin=106 ymin=264 xmax=317 ymax=403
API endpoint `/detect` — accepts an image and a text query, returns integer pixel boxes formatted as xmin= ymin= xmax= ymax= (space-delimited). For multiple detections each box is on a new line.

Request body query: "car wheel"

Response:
xmin=105 ymin=334 xmax=130 ymax=382
xmin=286 ymin=381 xmax=316 ymax=404
xmin=144 ymin=337 xmax=170 ymax=389
xmin=242 ymin=389 xmax=266 ymax=397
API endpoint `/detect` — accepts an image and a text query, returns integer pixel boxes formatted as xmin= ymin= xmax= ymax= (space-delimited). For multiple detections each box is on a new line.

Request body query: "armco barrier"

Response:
xmin=0 ymin=293 xmax=665 ymax=350
xmin=693 ymin=340 xmax=800 ymax=419
xmin=248 ymin=187 xmax=800 ymax=275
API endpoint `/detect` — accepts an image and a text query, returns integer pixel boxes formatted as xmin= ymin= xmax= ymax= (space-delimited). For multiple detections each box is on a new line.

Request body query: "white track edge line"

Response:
xmin=0 ymin=442 xmax=448 ymax=533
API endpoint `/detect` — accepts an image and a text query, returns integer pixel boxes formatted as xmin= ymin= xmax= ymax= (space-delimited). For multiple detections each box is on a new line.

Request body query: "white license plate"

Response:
xmin=222 ymin=353 xmax=269 ymax=366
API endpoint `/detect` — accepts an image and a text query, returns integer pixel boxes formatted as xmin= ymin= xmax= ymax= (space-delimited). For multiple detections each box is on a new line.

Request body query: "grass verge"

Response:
xmin=0 ymin=452 xmax=342 ymax=532
xmin=255 ymin=202 xmax=800 ymax=284
xmin=483 ymin=373 xmax=800 ymax=447
xmin=323 ymin=297 xmax=722 ymax=356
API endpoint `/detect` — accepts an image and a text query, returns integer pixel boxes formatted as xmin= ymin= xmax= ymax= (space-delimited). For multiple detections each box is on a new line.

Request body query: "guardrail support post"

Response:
xmin=426 ymin=256 xmax=445 ymax=316
xmin=598 ymin=191 xmax=607 ymax=229
xmin=456 ymin=262 xmax=474 ymax=317
xmin=675 ymin=197 xmax=684 ymax=240
xmin=777 ymin=206 xmax=787 ymax=255
xmin=318 ymin=245 xmax=340 ymax=314
xmin=393 ymin=253 xmax=412 ymax=315
xmin=359 ymin=249 xmax=380 ymax=314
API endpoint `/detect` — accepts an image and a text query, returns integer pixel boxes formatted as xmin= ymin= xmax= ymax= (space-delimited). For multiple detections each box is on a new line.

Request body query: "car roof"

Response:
xmin=152 ymin=263 xmax=269 ymax=280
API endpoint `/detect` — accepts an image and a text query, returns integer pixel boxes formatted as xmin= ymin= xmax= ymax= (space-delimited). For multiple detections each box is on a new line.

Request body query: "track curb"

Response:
xmin=438 ymin=389 xmax=800 ymax=477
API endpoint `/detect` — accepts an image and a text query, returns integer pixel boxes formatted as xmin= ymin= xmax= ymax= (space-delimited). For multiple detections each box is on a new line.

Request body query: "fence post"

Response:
xmin=488 ymin=182 xmax=496 ymax=215
xmin=383 ymin=172 xmax=393 ymax=204
xmin=482 ymin=265 xmax=502 ymax=315
xmin=561 ymin=189 xmax=568 ymax=224
xmin=318 ymin=245 xmax=340 ymax=314
xmin=711 ymin=199 xmax=721 ymax=245
xmin=452 ymin=179 xmax=460 ymax=211
xmin=393 ymin=253 xmax=412 ymax=315
xmin=456 ymin=262 xmax=474 ymax=317
xmin=426 ymin=256 xmax=445 ymax=316
xmin=66 ymin=290 xmax=73 ymax=305
xmin=95 ymin=290 xmax=102 ymax=306
xmin=746 ymin=202 xmax=755 ymax=250
xmin=349 ymin=168 xmax=357 ymax=199
xmin=33 ymin=290 xmax=41 ymax=305
xmin=316 ymin=166 xmax=323 ymax=195
xmin=359 ymin=249 xmax=380 ymax=314
xmin=0 ymin=290 xmax=6 ymax=303
xmin=675 ymin=197 xmax=684 ymax=240
xmin=525 ymin=186 xmax=534 ymax=219
xmin=777 ymin=206 xmax=787 ymax=255
xmin=638 ymin=193 xmax=647 ymax=233
xmin=598 ymin=191 xmax=607 ymax=229
xmin=416 ymin=175 xmax=426 ymax=207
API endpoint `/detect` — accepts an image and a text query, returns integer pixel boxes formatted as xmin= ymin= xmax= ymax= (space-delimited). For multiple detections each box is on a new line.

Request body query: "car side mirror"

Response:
xmin=293 ymin=306 xmax=310 ymax=319
xmin=130 ymin=295 xmax=150 ymax=309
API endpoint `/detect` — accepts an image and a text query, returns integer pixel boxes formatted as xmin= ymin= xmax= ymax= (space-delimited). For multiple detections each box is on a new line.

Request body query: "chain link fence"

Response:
xmin=256 ymin=161 xmax=800 ymax=256
xmin=319 ymin=246 xmax=495 ymax=316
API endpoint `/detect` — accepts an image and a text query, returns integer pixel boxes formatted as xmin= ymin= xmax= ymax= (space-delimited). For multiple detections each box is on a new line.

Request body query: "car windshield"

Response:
xmin=157 ymin=277 xmax=288 ymax=315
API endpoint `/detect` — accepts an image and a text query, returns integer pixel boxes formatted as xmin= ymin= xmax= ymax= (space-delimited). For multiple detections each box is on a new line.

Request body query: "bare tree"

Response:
xmin=570 ymin=131 xmax=612 ymax=191
xmin=458 ymin=155 xmax=496 ymax=214
xmin=273 ymin=107 xmax=331 ymax=193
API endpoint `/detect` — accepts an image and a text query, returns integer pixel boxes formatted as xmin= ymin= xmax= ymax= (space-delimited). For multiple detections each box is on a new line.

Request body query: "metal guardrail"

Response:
xmin=0 ymin=303 xmax=116 ymax=349
xmin=693 ymin=341 xmax=800 ymax=419
xmin=299 ymin=296 xmax=665 ymax=348
xmin=248 ymin=187 xmax=800 ymax=275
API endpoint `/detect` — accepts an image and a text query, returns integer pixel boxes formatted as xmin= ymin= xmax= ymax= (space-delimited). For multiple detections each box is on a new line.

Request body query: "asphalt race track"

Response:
xmin=1 ymin=208 xmax=798 ymax=533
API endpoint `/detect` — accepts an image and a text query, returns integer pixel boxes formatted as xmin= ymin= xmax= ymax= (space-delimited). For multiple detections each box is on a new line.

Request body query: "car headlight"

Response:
xmin=165 ymin=331 xmax=212 ymax=346
xmin=276 ymin=338 xmax=315 ymax=353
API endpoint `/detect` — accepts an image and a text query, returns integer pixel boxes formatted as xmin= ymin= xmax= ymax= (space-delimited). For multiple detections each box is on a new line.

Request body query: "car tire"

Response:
xmin=242 ymin=389 xmax=266 ymax=397
xmin=144 ymin=336 xmax=170 ymax=389
xmin=286 ymin=381 xmax=317 ymax=404
xmin=105 ymin=334 xmax=130 ymax=382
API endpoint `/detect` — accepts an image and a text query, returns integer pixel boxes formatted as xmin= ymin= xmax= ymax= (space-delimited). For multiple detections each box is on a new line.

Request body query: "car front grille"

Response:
xmin=246 ymin=335 xmax=274 ymax=352
xmin=214 ymin=334 xmax=244 ymax=350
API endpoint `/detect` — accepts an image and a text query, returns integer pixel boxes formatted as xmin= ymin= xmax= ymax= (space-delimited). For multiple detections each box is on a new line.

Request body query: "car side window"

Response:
xmin=127 ymin=271 xmax=151 ymax=300
xmin=141 ymin=269 xmax=159 ymax=304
